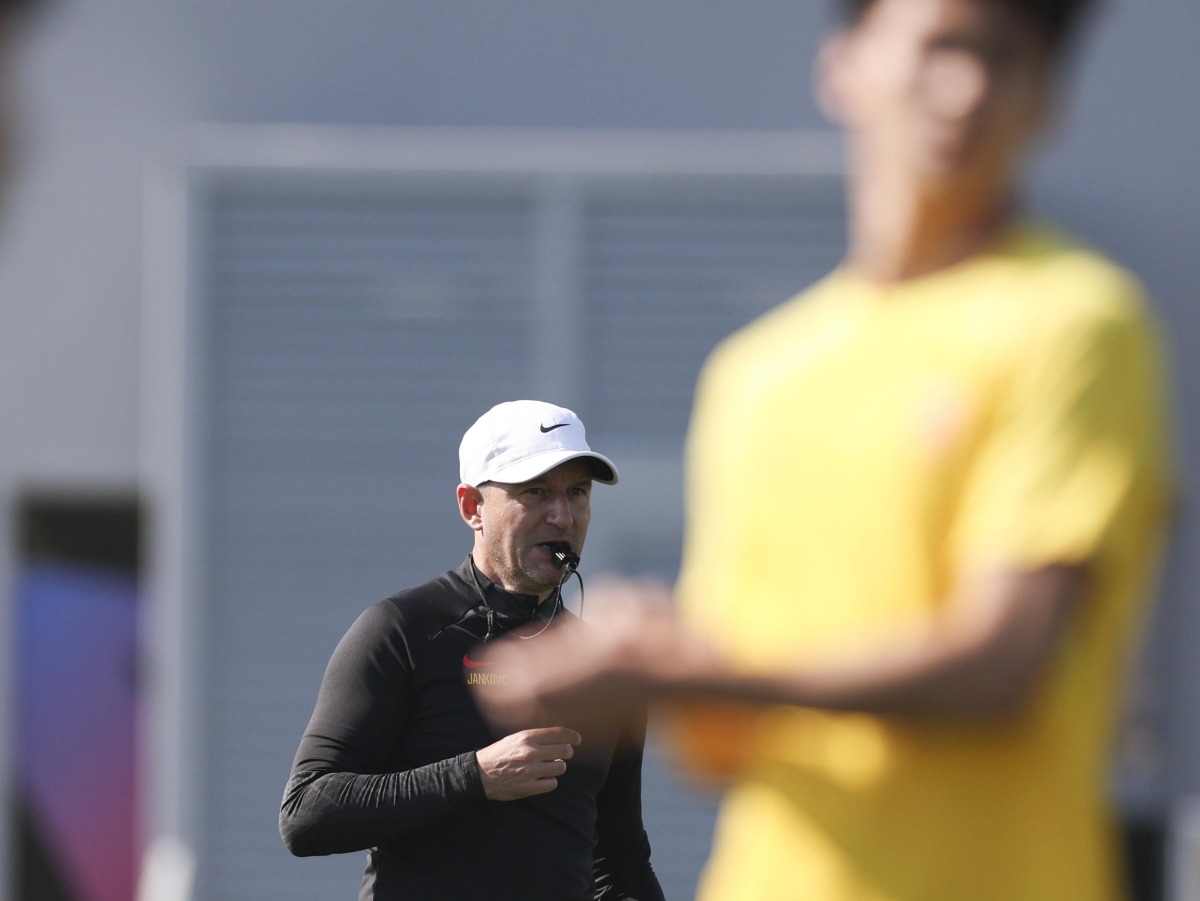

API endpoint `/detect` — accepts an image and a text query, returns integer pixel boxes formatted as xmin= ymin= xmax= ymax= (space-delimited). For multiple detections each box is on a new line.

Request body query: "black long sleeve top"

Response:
xmin=280 ymin=556 xmax=664 ymax=901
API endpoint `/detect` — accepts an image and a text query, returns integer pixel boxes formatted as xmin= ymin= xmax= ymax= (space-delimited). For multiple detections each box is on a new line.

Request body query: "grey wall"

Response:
xmin=3 ymin=2 xmax=1195 ymax=492
xmin=1 ymin=0 xmax=1197 ymax=896
xmin=2 ymin=0 xmax=1194 ymax=495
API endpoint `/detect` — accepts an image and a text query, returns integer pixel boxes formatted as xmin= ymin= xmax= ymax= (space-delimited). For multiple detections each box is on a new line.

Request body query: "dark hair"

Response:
xmin=839 ymin=0 xmax=1097 ymax=53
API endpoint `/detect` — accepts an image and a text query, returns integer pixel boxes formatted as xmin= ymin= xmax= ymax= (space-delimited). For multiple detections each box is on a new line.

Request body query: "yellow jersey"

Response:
xmin=676 ymin=224 xmax=1174 ymax=900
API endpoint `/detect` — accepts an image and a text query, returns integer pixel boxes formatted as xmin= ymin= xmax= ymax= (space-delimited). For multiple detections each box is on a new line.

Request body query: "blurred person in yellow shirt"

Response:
xmin=473 ymin=0 xmax=1176 ymax=898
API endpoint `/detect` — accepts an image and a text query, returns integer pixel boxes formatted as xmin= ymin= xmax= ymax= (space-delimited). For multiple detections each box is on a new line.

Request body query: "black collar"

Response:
xmin=456 ymin=556 xmax=560 ymax=633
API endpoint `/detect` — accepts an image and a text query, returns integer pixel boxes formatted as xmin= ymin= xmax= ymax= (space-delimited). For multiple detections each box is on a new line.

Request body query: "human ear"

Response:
xmin=457 ymin=484 xmax=485 ymax=531
xmin=814 ymin=31 xmax=855 ymax=126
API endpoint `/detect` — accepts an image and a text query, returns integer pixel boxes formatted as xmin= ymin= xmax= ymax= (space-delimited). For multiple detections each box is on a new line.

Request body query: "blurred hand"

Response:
xmin=475 ymin=726 xmax=582 ymax=801
xmin=471 ymin=577 xmax=698 ymax=736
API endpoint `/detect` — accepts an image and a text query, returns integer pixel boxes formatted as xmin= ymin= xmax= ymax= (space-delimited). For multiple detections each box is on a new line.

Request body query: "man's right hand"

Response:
xmin=475 ymin=727 xmax=582 ymax=801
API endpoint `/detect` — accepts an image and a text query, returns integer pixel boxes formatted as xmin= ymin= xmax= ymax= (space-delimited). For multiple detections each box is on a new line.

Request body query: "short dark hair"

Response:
xmin=838 ymin=0 xmax=1097 ymax=54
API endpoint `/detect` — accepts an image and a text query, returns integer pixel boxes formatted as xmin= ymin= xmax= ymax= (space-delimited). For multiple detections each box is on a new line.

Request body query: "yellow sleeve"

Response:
xmin=671 ymin=338 xmax=774 ymax=778
xmin=675 ymin=353 xmax=718 ymax=624
xmin=951 ymin=277 xmax=1173 ymax=573
xmin=674 ymin=335 xmax=753 ymax=638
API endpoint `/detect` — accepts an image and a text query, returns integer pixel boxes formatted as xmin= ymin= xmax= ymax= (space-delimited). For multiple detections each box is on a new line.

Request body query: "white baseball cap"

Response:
xmin=459 ymin=400 xmax=619 ymax=487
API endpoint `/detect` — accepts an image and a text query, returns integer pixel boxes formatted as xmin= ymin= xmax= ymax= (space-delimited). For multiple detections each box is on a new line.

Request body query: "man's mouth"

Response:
xmin=539 ymin=540 xmax=579 ymax=572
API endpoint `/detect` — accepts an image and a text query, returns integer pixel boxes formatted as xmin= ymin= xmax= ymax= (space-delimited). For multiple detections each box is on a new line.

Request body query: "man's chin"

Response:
xmin=507 ymin=564 xmax=560 ymax=600
xmin=531 ymin=567 xmax=564 ymax=594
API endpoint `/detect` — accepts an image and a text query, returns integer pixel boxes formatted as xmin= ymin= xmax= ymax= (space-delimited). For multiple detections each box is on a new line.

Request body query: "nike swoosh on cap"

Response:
xmin=539 ymin=422 xmax=569 ymax=432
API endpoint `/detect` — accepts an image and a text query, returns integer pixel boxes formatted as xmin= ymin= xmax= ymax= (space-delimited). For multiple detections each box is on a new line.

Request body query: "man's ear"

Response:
xmin=814 ymin=30 xmax=854 ymax=126
xmin=457 ymin=483 xmax=485 ymax=531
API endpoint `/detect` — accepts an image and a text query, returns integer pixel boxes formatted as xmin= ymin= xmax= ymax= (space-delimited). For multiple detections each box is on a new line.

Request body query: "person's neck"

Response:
xmin=470 ymin=553 xmax=554 ymax=605
xmin=844 ymin=167 xmax=1017 ymax=284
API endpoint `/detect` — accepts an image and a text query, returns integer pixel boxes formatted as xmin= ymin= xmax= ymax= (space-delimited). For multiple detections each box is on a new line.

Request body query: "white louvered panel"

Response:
xmin=581 ymin=176 xmax=845 ymax=447
xmin=193 ymin=181 xmax=540 ymax=901
xmin=177 ymin=156 xmax=845 ymax=901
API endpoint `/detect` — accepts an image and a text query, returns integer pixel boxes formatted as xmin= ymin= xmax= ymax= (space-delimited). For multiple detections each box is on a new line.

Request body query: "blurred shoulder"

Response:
xmin=703 ymin=269 xmax=850 ymax=376
xmin=1008 ymin=223 xmax=1153 ymax=327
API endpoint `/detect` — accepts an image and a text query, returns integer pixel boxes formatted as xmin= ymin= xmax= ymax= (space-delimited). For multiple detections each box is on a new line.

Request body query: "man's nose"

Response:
xmin=926 ymin=53 xmax=991 ymax=120
xmin=544 ymin=494 xmax=573 ymax=527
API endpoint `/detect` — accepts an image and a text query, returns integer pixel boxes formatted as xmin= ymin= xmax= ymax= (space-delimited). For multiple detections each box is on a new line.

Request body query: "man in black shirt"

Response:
xmin=280 ymin=400 xmax=663 ymax=901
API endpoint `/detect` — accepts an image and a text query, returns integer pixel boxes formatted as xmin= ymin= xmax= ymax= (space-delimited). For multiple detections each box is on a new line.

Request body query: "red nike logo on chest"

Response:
xmin=462 ymin=653 xmax=496 ymax=669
